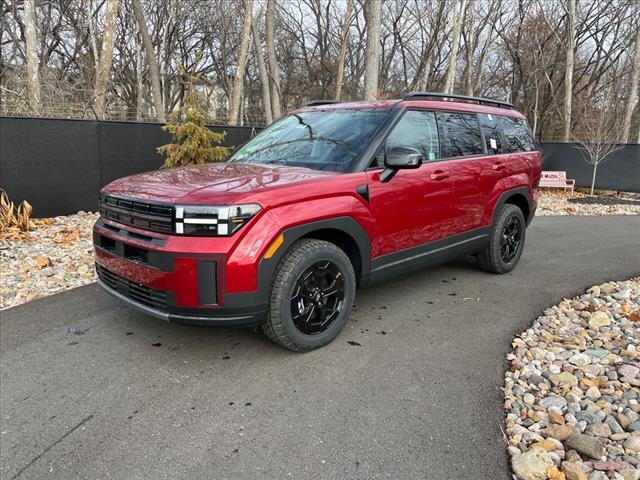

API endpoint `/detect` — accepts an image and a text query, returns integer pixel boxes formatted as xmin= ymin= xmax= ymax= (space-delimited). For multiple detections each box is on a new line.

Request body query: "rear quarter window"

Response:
xmin=498 ymin=116 xmax=535 ymax=153
xmin=441 ymin=112 xmax=484 ymax=158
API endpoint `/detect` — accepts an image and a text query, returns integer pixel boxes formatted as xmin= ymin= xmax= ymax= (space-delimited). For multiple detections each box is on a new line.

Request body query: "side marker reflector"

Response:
xmin=264 ymin=234 xmax=284 ymax=259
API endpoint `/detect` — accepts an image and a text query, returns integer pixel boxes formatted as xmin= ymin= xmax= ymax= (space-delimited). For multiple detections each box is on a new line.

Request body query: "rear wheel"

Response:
xmin=477 ymin=204 xmax=526 ymax=274
xmin=261 ymin=239 xmax=356 ymax=351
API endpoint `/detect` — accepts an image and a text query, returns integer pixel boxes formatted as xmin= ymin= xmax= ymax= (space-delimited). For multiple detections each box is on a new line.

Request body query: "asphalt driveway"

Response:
xmin=1 ymin=216 xmax=639 ymax=480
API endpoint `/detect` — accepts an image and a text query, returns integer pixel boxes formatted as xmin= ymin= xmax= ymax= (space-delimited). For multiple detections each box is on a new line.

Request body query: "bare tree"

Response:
xmin=93 ymin=0 xmax=120 ymax=118
xmin=335 ymin=0 xmax=354 ymax=100
xmin=83 ymin=0 xmax=99 ymax=69
xmin=444 ymin=0 xmax=467 ymax=94
xmin=265 ymin=0 xmax=281 ymax=119
xmin=24 ymin=0 xmax=40 ymax=114
xmin=252 ymin=15 xmax=273 ymax=124
xmin=562 ymin=0 xmax=575 ymax=142
xmin=621 ymin=24 xmax=640 ymax=143
xmin=574 ymin=110 xmax=624 ymax=195
xmin=228 ymin=0 xmax=254 ymax=126
xmin=132 ymin=0 xmax=166 ymax=122
xmin=1 ymin=0 xmax=637 ymax=140
xmin=363 ymin=0 xmax=381 ymax=100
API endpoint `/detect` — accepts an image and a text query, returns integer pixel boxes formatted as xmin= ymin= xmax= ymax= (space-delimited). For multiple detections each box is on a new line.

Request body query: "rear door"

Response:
xmin=440 ymin=111 xmax=498 ymax=233
xmin=365 ymin=109 xmax=456 ymax=257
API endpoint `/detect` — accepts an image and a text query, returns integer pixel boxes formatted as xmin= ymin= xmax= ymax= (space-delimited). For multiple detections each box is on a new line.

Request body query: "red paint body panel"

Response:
xmin=94 ymin=98 xmax=541 ymax=323
xmin=366 ymin=163 xmax=456 ymax=256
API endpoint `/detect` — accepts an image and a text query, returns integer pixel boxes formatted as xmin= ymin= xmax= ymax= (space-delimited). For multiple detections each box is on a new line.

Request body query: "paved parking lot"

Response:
xmin=1 ymin=216 xmax=639 ymax=480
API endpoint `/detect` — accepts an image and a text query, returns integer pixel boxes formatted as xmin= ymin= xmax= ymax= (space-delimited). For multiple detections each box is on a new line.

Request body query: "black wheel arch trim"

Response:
xmin=493 ymin=186 xmax=535 ymax=226
xmin=255 ymin=216 xmax=372 ymax=306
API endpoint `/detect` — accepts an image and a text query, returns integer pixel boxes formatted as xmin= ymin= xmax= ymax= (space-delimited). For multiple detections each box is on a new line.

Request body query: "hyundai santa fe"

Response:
xmin=94 ymin=92 xmax=541 ymax=351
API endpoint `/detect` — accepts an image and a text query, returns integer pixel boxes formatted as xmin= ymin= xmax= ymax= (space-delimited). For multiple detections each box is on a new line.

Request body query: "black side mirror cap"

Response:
xmin=380 ymin=147 xmax=423 ymax=183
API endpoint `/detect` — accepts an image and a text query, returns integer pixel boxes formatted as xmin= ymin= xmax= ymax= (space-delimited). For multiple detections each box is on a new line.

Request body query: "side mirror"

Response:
xmin=380 ymin=147 xmax=423 ymax=183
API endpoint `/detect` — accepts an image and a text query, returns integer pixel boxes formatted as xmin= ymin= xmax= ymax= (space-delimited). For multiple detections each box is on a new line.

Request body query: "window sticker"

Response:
xmin=428 ymin=152 xmax=435 ymax=160
xmin=490 ymin=138 xmax=497 ymax=150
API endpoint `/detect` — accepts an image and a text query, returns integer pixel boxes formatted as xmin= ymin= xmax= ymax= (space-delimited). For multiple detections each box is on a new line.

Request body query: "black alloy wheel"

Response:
xmin=262 ymin=239 xmax=356 ymax=351
xmin=500 ymin=215 xmax=523 ymax=263
xmin=476 ymin=204 xmax=526 ymax=274
xmin=290 ymin=260 xmax=345 ymax=335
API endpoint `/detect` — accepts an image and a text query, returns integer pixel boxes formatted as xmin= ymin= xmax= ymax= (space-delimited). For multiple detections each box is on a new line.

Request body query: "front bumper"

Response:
xmin=93 ymin=218 xmax=266 ymax=327
xmin=97 ymin=277 xmax=263 ymax=326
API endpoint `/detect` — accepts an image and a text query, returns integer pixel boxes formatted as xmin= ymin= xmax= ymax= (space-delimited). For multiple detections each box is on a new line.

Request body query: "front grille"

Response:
xmin=99 ymin=194 xmax=173 ymax=234
xmin=96 ymin=264 xmax=167 ymax=311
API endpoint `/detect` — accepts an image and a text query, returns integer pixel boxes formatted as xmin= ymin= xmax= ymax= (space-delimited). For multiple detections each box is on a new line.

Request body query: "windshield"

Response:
xmin=227 ymin=108 xmax=390 ymax=172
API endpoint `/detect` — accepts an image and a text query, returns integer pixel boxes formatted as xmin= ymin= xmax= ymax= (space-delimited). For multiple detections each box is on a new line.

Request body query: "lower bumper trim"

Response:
xmin=97 ymin=279 xmax=264 ymax=327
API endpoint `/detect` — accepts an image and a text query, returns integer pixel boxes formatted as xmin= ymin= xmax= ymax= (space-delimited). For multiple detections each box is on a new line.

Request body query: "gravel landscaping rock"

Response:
xmin=505 ymin=277 xmax=640 ymax=479
xmin=0 ymin=211 xmax=98 ymax=310
xmin=537 ymin=191 xmax=640 ymax=216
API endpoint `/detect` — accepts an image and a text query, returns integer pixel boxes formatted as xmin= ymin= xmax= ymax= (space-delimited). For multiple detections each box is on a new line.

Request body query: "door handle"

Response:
xmin=430 ymin=170 xmax=450 ymax=181
xmin=492 ymin=162 xmax=506 ymax=171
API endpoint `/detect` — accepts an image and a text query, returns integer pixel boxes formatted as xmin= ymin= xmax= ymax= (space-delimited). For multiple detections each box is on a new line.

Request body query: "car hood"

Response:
xmin=103 ymin=162 xmax=338 ymax=204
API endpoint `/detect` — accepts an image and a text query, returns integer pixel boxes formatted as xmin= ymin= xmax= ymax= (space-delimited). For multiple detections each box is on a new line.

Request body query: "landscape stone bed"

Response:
xmin=0 ymin=190 xmax=638 ymax=311
xmin=505 ymin=278 xmax=640 ymax=480
xmin=0 ymin=211 xmax=98 ymax=309
xmin=537 ymin=191 xmax=640 ymax=216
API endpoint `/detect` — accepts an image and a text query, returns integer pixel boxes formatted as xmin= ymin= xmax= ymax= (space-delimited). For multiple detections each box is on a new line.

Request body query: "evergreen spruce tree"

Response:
xmin=157 ymin=77 xmax=229 ymax=168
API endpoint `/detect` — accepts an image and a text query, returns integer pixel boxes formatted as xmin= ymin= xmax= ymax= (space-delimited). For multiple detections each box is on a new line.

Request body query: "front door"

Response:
xmin=365 ymin=109 xmax=456 ymax=259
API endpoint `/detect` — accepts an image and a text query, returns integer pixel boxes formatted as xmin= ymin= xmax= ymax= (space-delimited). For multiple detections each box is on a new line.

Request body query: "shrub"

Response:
xmin=157 ymin=80 xmax=230 ymax=168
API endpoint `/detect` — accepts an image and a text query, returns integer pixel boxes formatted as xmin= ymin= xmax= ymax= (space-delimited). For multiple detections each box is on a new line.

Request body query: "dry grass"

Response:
xmin=0 ymin=189 xmax=36 ymax=239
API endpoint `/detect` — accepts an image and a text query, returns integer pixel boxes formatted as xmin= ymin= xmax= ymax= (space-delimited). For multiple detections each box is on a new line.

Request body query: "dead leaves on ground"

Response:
xmin=53 ymin=228 xmax=83 ymax=244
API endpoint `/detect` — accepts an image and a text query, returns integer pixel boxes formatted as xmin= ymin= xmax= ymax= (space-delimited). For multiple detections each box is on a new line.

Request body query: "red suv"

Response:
xmin=94 ymin=92 xmax=541 ymax=351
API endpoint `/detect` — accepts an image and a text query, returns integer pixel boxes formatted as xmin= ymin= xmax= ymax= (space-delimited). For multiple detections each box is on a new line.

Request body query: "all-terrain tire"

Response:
xmin=477 ymin=204 xmax=526 ymax=274
xmin=261 ymin=239 xmax=356 ymax=352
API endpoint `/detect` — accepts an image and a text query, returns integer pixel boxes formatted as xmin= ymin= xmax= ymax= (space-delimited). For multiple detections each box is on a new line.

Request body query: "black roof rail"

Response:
xmin=305 ymin=100 xmax=342 ymax=107
xmin=403 ymin=91 xmax=513 ymax=109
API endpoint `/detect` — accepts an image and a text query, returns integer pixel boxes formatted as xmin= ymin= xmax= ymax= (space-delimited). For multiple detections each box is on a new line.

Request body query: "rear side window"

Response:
xmin=499 ymin=116 xmax=535 ymax=153
xmin=441 ymin=112 xmax=484 ymax=157
xmin=479 ymin=114 xmax=503 ymax=154
xmin=385 ymin=110 xmax=440 ymax=161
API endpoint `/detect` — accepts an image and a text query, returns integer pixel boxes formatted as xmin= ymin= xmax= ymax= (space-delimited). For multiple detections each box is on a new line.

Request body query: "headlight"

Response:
xmin=174 ymin=204 xmax=261 ymax=236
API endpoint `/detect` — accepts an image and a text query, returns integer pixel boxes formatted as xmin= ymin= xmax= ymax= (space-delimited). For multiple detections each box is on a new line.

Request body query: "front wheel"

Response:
xmin=477 ymin=204 xmax=526 ymax=274
xmin=261 ymin=239 xmax=356 ymax=351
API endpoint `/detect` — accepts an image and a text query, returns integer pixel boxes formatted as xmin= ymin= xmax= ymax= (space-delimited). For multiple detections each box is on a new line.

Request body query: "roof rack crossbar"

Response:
xmin=403 ymin=91 xmax=512 ymax=109
xmin=305 ymin=100 xmax=343 ymax=107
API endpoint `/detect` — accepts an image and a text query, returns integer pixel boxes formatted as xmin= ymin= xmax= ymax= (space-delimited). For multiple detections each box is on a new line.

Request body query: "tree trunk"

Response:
xmin=621 ymin=26 xmax=640 ymax=143
xmin=335 ymin=0 xmax=353 ymax=100
xmin=132 ymin=0 xmax=166 ymax=122
xmin=590 ymin=162 xmax=598 ymax=196
xmin=474 ymin=23 xmax=493 ymax=95
xmin=418 ymin=56 xmax=432 ymax=91
xmin=444 ymin=0 xmax=467 ymax=94
xmin=463 ymin=4 xmax=474 ymax=96
xmin=93 ymin=0 xmax=120 ymax=119
xmin=265 ymin=0 xmax=281 ymax=119
xmin=363 ymin=0 xmax=381 ymax=100
xmin=251 ymin=18 xmax=273 ymax=124
xmin=228 ymin=0 xmax=253 ymax=126
xmin=24 ymin=0 xmax=40 ymax=115
xmin=83 ymin=0 xmax=99 ymax=69
xmin=135 ymin=31 xmax=144 ymax=120
xmin=464 ymin=31 xmax=474 ymax=96
xmin=562 ymin=0 xmax=576 ymax=142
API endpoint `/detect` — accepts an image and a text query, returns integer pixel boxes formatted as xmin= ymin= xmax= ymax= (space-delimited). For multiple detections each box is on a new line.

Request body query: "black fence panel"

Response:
xmin=1 ymin=116 xmax=638 ymax=218
xmin=1 ymin=117 xmax=258 ymax=217
xmin=1 ymin=117 xmax=102 ymax=217
xmin=539 ymin=143 xmax=640 ymax=193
